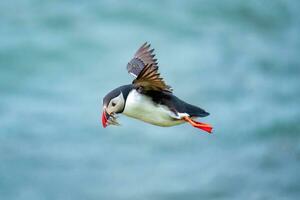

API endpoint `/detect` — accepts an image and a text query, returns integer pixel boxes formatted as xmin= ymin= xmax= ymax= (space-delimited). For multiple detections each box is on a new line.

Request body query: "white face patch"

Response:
xmin=106 ymin=92 xmax=125 ymax=115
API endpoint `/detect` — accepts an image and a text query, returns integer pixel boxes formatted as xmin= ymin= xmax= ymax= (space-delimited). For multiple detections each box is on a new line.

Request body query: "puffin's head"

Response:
xmin=102 ymin=86 xmax=127 ymax=128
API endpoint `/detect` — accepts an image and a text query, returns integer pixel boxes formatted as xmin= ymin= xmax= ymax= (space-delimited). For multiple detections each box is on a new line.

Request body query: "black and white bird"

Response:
xmin=102 ymin=43 xmax=213 ymax=133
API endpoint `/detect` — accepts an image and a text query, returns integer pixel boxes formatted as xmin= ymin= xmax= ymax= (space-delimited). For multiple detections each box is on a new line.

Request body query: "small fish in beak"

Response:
xmin=102 ymin=109 xmax=120 ymax=128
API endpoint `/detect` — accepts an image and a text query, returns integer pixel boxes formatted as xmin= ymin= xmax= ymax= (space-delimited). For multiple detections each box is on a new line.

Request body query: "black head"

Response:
xmin=102 ymin=84 xmax=132 ymax=127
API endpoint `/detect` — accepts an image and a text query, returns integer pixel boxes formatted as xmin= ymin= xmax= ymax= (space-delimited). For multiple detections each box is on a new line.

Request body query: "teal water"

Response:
xmin=1 ymin=0 xmax=300 ymax=199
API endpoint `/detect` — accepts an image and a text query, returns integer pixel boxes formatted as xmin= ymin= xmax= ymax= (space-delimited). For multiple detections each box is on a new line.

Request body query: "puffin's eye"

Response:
xmin=112 ymin=102 xmax=116 ymax=107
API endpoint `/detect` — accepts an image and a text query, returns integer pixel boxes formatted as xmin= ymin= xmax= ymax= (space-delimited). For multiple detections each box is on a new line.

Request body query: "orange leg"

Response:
xmin=183 ymin=116 xmax=213 ymax=134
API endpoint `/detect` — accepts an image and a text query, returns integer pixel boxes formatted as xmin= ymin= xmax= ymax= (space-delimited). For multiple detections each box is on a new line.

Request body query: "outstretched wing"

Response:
xmin=127 ymin=42 xmax=158 ymax=78
xmin=133 ymin=63 xmax=172 ymax=93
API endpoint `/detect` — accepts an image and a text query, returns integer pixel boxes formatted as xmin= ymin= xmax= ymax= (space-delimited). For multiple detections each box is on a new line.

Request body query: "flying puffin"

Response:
xmin=102 ymin=43 xmax=213 ymax=133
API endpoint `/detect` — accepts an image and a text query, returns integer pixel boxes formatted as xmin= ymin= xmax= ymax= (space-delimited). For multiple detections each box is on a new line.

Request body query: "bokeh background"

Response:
xmin=1 ymin=0 xmax=300 ymax=199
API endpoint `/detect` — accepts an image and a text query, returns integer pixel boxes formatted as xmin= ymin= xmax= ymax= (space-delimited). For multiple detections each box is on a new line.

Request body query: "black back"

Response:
xmin=142 ymin=90 xmax=209 ymax=117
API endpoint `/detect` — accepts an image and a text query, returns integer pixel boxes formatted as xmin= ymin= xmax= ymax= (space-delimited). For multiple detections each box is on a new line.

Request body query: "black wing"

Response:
xmin=133 ymin=63 xmax=172 ymax=93
xmin=127 ymin=42 xmax=158 ymax=78
xmin=127 ymin=43 xmax=172 ymax=93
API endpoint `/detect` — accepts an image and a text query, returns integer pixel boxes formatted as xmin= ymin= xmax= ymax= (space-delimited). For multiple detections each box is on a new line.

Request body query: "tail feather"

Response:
xmin=184 ymin=103 xmax=210 ymax=117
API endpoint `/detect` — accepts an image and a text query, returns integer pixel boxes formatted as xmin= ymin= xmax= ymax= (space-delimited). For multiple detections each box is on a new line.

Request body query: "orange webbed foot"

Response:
xmin=183 ymin=116 xmax=213 ymax=134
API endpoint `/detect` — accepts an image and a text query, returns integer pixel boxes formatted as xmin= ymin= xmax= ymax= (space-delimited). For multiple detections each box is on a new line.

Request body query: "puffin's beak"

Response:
xmin=102 ymin=108 xmax=120 ymax=128
xmin=102 ymin=109 xmax=109 ymax=128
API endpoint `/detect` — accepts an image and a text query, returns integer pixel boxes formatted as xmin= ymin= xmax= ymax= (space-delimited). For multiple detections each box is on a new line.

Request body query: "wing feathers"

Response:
xmin=127 ymin=43 xmax=172 ymax=93
xmin=133 ymin=64 xmax=172 ymax=92
xmin=127 ymin=42 xmax=158 ymax=78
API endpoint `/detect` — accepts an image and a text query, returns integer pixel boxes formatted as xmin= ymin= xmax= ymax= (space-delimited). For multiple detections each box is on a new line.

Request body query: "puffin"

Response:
xmin=102 ymin=42 xmax=213 ymax=133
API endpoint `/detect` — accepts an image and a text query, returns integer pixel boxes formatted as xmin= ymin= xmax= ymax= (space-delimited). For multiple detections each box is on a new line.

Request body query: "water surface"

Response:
xmin=0 ymin=0 xmax=300 ymax=199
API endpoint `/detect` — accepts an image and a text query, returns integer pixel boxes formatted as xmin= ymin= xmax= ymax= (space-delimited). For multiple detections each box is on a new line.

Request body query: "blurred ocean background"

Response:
xmin=1 ymin=0 xmax=300 ymax=199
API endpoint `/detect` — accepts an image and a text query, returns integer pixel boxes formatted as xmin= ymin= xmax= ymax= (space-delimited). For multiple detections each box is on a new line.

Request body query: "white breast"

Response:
xmin=123 ymin=90 xmax=185 ymax=127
